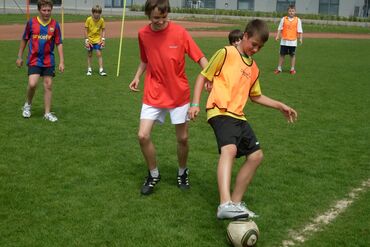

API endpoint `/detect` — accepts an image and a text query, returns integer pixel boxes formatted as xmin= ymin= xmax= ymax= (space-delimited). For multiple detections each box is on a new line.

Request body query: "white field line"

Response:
xmin=281 ymin=178 xmax=370 ymax=247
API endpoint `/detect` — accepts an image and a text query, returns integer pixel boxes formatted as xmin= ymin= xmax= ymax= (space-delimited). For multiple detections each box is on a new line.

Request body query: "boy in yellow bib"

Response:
xmin=274 ymin=4 xmax=303 ymax=75
xmin=188 ymin=19 xmax=298 ymax=220
xmin=84 ymin=5 xmax=106 ymax=76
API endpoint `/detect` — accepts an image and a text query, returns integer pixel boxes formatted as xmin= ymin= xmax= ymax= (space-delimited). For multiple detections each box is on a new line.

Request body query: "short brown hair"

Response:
xmin=228 ymin=29 xmax=244 ymax=45
xmin=288 ymin=4 xmax=296 ymax=10
xmin=144 ymin=0 xmax=170 ymax=17
xmin=37 ymin=0 xmax=53 ymax=10
xmin=92 ymin=5 xmax=102 ymax=14
xmin=244 ymin=19 xmax=269 ymax=43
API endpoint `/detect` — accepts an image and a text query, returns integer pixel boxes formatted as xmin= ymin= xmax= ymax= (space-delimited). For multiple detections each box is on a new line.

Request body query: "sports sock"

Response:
xmin=150 ymin=167 xmax=159 ymax=178
xmin=178 ymin=167 xmax=187 ymax=176
xmin=99 ymin=67 xmax=103 ymax=72
xmin=290 ymin=67 xmax=295 ymax=71
xmin=277 ymin=66 xmax=282 ymax=71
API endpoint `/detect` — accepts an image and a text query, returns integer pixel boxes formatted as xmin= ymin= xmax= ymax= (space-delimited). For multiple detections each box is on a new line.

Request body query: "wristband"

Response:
xmin=101 ymin=38 xmax=105 ymax=41
xmin=85 ymin=38 xmax=89 ymax=43
xmin=190 ymin=103 xmax=199 ymax=107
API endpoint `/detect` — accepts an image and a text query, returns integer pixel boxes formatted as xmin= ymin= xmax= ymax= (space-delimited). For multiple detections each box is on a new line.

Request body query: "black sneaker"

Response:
xmin=177 ymin=168 xmax=190 ymax=190
xmin=141 ymin=171 xmax=161 ymax=195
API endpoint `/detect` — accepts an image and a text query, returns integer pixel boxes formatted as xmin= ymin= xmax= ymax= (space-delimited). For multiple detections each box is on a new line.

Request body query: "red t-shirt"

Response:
xmin=138 ymin=22 xmax=204 ymax=108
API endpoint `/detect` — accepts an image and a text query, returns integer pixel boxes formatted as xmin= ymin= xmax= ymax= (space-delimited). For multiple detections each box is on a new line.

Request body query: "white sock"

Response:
xmin=150 ymin=167 xmax=159 ymax=177
xmin=178 ymin=167 xmax=187 ymax=176
xmin=291 ymin=67 xmax=295 ymax=71
xmin=99 ymin=67 xmax=103 ymax=72
xmin=277 ymin=66 xmax=282 ymax=71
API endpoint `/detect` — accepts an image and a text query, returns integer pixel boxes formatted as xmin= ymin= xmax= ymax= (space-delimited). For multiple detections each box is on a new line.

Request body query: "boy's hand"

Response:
xmin=188 ymin=104 xmax=200 ymax=121
xmin=280 ymin=104 xmax=298 ymax=123
xmin=59 ymin=62 xmax=64 ymax=73
xmin=16 ymin=57 xmax=23 ymax=68
xmin=84 ymin=39 xmax=91 ymax=50
xmin=129 ymin=78 xmax=140 ymax=92
xmin=99 ymin=38 xmax=105 ymax=48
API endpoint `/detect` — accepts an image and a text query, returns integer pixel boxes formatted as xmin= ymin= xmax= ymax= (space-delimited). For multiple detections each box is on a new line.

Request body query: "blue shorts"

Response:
xmin=88 ymin=43 xmax=103 ymax=51
xmin=28 ymin=66 xmax=55 ymax=77
xmin=208 ymin=115 xmax=260 ymax=158
xmin=280 ymin=45 xmax=296 ymax=56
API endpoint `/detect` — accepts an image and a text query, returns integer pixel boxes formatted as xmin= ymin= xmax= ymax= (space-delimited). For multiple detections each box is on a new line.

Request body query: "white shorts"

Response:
xmin=140 ymin=103 xmax=190 ymax=124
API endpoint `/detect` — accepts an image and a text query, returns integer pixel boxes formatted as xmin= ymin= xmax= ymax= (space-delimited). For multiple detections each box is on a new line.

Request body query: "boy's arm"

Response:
xmin=275 ymin=30 xmax=281 ymax=41
xmin=188 ymin=74 xmax=206 ymax=120
xmin=57 ymin=43 xmax=64 ymax=73
xmin=16 ymin=39 xmax=27 ymax=68
xmin=84 ymin=27 xmax=90 ymax=47
xmin=198 ymin=57 xmax=208 ymax=69
xmin=129 ymin=61 xmax=147 ymax=92
xmin=100 ymin=28 xmax=106 ymax=46
xmin=250 ymin=95 xmax=297 ymax=123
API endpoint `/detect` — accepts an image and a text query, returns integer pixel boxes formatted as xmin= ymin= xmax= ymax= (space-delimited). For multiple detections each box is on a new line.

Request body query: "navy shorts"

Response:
xmin=280 ymin=45 xmax=296 ymax=56
xmin=28 ymin=66 xmax=55 ymax=77
xmin=208 ymin=115 xmax=260 ymax=158
xmin=88 ymin=43 xmax=103 ymax=51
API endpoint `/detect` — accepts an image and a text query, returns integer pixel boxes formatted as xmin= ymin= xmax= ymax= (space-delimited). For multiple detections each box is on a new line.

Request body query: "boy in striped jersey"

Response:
xmin=16 ymin=0 xmax=64 ymax=122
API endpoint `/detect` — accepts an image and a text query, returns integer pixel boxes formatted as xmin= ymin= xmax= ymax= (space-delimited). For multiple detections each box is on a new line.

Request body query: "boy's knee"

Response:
xmin=249 ymin=150 xmax=264 ymax=164
xmin=137 ymin=132 xmax=150 ymax=144
xmin=177 ymin=135 xmax=188 ymax=146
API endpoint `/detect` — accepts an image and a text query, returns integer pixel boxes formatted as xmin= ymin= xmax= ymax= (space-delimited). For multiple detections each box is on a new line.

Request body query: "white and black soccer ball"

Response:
xmin=227 ymin=220 xmax=259 ymax=247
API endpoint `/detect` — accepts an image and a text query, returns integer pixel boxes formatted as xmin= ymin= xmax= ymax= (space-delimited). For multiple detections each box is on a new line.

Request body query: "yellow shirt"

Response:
xmin=201 ymin=46 xmax=262 ymax=121
xmin=85 ymin=16 xmax=105 ymax=44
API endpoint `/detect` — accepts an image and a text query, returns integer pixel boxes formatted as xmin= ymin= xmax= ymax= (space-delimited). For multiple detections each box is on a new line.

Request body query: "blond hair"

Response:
xmin=92 ymin=5 xmax=102 ymax=14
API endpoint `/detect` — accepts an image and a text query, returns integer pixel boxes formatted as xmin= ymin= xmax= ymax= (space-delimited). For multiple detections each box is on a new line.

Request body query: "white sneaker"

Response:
xmin=235 ymin=201 xmax=259 ymax=218
xmin=86 ymin=68 xmax=92 ymax=76
xmin=217 ymin=201 xmax=249 ymax=220
xmin=99 ymin=69 xmax=107 ymax=76
xmin=44 ymin=112 xmax=58 ymax=122
xmin=22 ymin=103 xmax=31 ymax=118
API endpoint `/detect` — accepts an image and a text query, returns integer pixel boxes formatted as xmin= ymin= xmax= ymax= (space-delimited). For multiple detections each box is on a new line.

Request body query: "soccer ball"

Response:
xmin=227 ymin=220 xmax=259 ymax=247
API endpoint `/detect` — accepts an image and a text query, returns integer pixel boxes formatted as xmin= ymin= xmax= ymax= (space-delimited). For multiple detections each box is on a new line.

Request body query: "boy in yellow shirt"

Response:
xmin=85 ymin=5 xmax=106 ymax=76
xmin=188 ymin=19 xmax=298 ymax=220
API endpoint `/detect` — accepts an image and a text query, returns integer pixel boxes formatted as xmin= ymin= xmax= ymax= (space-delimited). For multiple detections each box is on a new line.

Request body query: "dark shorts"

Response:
xmin=88 ymin=43 xmax=103 ymax=51
xmin=208 ymin=115 xmax=260 ymax=158
xmin=280 ymin=45 xmax=296 ymax=56
xmin=28 ymin=66 xmax=55 ymax=77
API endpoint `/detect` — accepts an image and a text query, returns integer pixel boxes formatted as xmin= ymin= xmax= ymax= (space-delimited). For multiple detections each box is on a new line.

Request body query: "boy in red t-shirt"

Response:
xmin=129 ymin=0 xmax=208 ymax=195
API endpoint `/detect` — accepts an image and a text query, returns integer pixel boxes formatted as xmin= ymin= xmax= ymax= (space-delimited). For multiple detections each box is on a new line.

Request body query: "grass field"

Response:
xmin=0 ymin=26 xmax=369 ymax=246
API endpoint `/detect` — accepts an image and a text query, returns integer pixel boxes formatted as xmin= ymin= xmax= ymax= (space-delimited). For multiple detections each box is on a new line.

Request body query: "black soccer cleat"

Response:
xmin=141 ymin=171 xmax=161 ymax=195
xmin=177 ymin=168 xmax=190 ymax=190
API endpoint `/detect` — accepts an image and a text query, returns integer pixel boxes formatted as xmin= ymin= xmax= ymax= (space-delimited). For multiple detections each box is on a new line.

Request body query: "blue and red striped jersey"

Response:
xmin=22 ymin=17 xmax=62 ymax=67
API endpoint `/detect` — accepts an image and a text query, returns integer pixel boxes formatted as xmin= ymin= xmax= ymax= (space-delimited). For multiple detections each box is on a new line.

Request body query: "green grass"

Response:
xmin=0 ymin=34 xmax=369 ymax=246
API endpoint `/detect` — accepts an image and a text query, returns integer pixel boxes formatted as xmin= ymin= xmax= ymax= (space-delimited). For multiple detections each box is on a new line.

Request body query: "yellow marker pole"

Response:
xmin=61 ymin=0 xmax=64 ymax=39
xmin=116 ymin=0 xmax=127 ymax=77
xmin=26 ymin=0 xmax=30 ymax=20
